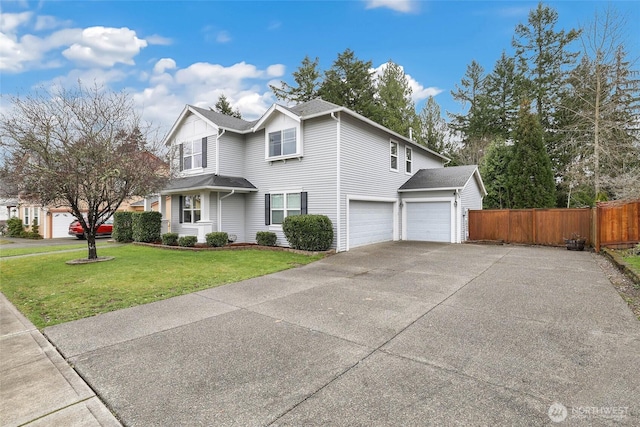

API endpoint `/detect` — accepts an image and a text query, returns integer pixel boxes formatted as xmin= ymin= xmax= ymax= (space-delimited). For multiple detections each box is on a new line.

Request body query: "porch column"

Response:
xmin=159 ymin=194 xmax=169 ymax=234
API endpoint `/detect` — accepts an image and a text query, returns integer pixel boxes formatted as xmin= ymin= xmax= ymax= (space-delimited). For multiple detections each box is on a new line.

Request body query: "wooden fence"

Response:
xmin=468 ymin=200 xmax=640 ymax=251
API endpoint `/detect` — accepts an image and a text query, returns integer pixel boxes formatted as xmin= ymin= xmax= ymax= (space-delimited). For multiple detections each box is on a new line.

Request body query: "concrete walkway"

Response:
xmin=0 ymin=293 xmax=121 ymax=426
xmin=4 ymin=242 xmax=640 ymax=425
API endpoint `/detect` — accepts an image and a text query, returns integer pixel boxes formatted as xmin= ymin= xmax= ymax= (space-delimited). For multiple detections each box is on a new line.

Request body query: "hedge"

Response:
xmin=112 ymin=212 xmax=134 ymax=242
xmin=256 ymin=231 xmax=277 ymax=246
xmin=132 ymin=211 xmax=162 ymax=243
xmin=282 ymin=214 xmax=333 ymax=251
xmin=206 ymin=232 xmax=228 ymax=247
xmin=178 ymin=235 xmax=197 ymax=247
xmin=161 ymin=232 xmax=179 ymax=246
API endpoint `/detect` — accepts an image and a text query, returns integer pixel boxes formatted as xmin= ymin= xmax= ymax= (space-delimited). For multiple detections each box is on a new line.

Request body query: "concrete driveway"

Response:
xmin=44 ymin=242 xmax=640 ymax=426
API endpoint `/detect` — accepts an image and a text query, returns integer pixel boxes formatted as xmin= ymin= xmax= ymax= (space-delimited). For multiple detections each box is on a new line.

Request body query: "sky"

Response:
xmin=1 ymin=0 xmax=639 ymax=137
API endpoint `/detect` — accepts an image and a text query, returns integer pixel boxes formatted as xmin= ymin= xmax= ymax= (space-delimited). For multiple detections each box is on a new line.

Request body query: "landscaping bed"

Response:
xmin=599 ymin=248 xmax=640 ymax=320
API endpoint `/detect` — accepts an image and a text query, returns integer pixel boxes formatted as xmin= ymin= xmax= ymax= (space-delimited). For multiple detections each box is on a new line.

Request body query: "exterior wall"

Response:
xmin=460 ymin=175 xmax=484 ymax=241
xmin=168 ymin=112 xmax=219 ymax=176
xmin=243 ymin=113 xmax=338 ymax=247
xmin=221 ymin=193 xmax=245 ymax=242
xmin=218 ymin=132 xmax=245 ymax=176
xmin=338 ymin=114 xmax=444 ymax=251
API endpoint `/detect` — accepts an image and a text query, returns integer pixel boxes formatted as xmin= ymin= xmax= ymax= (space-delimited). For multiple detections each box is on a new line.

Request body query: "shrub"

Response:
xmin=162 ymin=232 xmax=179 ymax=246
xmin=178 ymin=235 xmax=197 ymax=247
xmin=282 ymin=214 xmax=333 ymax=251
xmin=256 ymin=231 xmax=277 ymax=246
xmin=112 ymin=212 xmax=134 ymax=242
xmin=6 ymin=217 xmax=24 ymax=238
xmin=132 ymin=211 xmax=162 ymax=243
xmin=206 ymin=232 xmax=228 ymax=247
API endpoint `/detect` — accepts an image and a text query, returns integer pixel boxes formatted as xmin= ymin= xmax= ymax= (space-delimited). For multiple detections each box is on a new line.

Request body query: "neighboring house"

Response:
xmin=159 ymin=98 xmax=486 ymax=251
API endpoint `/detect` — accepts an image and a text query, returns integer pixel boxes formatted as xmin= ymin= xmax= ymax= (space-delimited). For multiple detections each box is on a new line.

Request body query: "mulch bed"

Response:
xmin=131 ymin=241 xmax=335 ymax=257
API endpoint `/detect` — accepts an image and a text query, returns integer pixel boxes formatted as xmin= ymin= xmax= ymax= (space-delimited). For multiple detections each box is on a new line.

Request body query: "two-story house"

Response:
xmin=159 ymin=98 xmax=486 ymax=251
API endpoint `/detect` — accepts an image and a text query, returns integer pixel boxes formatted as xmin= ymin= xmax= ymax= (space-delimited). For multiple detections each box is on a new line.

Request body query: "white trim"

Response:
xmin=401 ymin=197 xmax=456 ymax=243
xmin=161 ymin=186 xmax=257 ymax=195
xmin=252 ymin=104 xmax=301 ymax=132
xmin=346 ymin=195 xmax=399 ymax=251
xmin=405 ymin=146 xmax=413 ymax=175
xmin=398 ymin=186 xmax=463 ymax=193
xmin=390 ymin=140 xmax=399 ymax=172
xmin=331 ymin=112 xmax=343 ymax=252
xmin=268 ymin=190 xmax=303 ymax=226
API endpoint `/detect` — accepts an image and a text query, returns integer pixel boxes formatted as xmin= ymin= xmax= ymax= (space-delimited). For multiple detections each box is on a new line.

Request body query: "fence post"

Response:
xmin=593 ymin=206 xmax=600 ymax=252
xmin=532 ymin=209 xmax=537 ymax=245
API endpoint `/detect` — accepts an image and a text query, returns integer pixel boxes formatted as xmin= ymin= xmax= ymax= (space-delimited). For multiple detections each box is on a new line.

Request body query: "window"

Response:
xmin=265 ymin=192 xmax=307 ymax=225
xmin=268 ymin=128 xmax=297 ymax=158
xmin=181 ymin=139 xmax=204 ymax=170
xmin=390 ymin=141 xmax=398 ymax=171
xmin=181 ymin=195 xmax=201 ymax=223
xmin=33 ymin=209 xmax=39 ymax=226
xmin=23 ymin=207 xmax=30 ymax=226
xmin=405 ymin=147 xmax=413 ymax=174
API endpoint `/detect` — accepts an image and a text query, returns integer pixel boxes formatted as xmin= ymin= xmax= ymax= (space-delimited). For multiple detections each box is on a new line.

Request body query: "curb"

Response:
xmin=602 ymin=248 xmax=640 ymax=285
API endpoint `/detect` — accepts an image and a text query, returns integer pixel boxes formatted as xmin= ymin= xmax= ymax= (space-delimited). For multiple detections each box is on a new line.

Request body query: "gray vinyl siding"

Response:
xmin=338 ymin=114 xmax=444 ymax=251
xmin=243 ymin=115 xmax=338 ymax=247
xmin=218 ymin=132 xmax=245 ymax=176
xmin=221 ymin=193 xmax=245 ymax=242
xmin=460 ymin=176 xmax=483 ymax=241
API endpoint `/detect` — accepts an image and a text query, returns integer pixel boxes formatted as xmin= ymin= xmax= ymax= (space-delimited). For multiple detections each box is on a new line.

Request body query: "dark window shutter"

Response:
xmin=179 ymin=144 xmax=184 ymax=171
xmin=265 ymin=194 xmax=270 ymax=225
xmin=301 ymin=192 xmax=308 ymax=215
xmin=179 ymin=196 xmax=184 ymax=223
xmin=201 ymin=137 xmax=208 ymax=168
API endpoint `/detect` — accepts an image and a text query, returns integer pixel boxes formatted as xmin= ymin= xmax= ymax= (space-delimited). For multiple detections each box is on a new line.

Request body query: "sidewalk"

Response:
xmin=0 ymin=292 xmax=121 ymax=427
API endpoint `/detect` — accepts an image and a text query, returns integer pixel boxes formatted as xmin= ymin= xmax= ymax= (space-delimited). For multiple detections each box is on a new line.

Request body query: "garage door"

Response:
xmin=52 ymin=212 xmax=74 ymax=238
xmin=348 ymin=200 xmax=394 ymax=248
xmin=405 ymin=201 xmax=451 ymax=242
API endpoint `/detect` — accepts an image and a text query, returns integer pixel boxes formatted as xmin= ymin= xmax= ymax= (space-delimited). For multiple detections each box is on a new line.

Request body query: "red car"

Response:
xmin=68 ymin=219 xmax=113 ymax=239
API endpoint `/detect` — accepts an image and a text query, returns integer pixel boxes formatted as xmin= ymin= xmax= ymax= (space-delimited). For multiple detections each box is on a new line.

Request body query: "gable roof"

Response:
xmin=399 ymin=165 xmax=487 ymax=195
xmin=162 ymin=98 xmax=448 ymax=162
xmin=161 ymin=173 xmax=257 ymax=194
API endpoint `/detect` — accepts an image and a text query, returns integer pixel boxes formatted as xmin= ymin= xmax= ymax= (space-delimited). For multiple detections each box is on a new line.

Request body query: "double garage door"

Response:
xmin=348 ymin=199 xmax=453 ymax=248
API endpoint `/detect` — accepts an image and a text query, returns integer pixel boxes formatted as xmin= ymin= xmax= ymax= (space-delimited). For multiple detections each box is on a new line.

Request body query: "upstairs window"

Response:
xmin=405 ymin=146 xmax=413 ymax=174
xmin=268 ymin=128 xmax=297 ymax=158
xmin=180 ymin=138 xmax=207 ymax=171
xmin=390 ymin=141 xmax=398 ymax=171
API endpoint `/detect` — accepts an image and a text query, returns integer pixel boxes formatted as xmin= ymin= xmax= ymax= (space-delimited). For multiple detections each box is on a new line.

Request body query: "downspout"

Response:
xmin=331 ymin=112 xmax=341 ymax=252
xmin=218 ymin=190 xmax=235 ymax=231
xmin=454 ymin=189 xmax=460 ymax=243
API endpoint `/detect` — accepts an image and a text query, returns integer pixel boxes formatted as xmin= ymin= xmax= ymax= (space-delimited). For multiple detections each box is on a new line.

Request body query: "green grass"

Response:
xmin=623 ymin=254 xmax=640 ymax=277
xmin=0 ymin=245 xmax=322 ymax=329
xmin=0 ymin=241 xmax=112 ymax=257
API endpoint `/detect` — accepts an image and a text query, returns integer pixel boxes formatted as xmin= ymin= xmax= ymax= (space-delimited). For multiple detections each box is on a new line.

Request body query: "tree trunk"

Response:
xmin=87 ymin=232 xmax=98 ymax=260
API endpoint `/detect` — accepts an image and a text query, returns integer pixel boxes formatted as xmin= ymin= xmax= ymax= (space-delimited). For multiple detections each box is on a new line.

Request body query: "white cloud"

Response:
xmin=62 ymin=26 xmax=148 ymax=67
xmin=34 ymin=15 xmax=71 ymax=31
xmin=216 ymin=30 xmax=231 ymax=44
xmin=364 ymin=0 xmax=418 ymax=13
xmin=153 ymin=58 xmax=176 ymax=74
xmin=0 ymin=11 xmax=32 ymax=33
xmin=266 ymin=64 xmax=285 ymax=77
xmin=373 ymin=62 xmax=442 ymax=102
xmin=146 ymin=34 xmax=172 ymax=45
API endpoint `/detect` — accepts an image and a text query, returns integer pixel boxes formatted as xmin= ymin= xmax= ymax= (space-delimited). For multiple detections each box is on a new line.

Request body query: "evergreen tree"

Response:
xmin=270 ymin=55 xmax=322 ymax=103
xmin=512 ymin=2 xmax=580 ymax=175
xmin=318 ymin=49 xmax=379 ymax=121
xmin=484 ymin=51 xmax=522 ymax=140
xmin=507 ymin=101 xmax=556 ymax=208
xmin=448 ymin=60 xmax=493 ymax=164
xmin=376 ymin=61 xmax=418 ymax=137
xmin=416 ymin=96 xmax=449 ymax=154
xmin=480 ymin=138 xmax=513 ymax=209
xmin=214 ymin=94 xmax=242 ymax=119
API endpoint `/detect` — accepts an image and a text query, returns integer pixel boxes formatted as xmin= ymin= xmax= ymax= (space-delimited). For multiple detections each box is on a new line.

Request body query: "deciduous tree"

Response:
xmin=0 ymin=82 xmax=168 ymax=260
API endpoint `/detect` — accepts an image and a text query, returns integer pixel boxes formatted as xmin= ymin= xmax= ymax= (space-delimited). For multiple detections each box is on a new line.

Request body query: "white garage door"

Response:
xmin=405 ymin=202 xmax=451 ymax=242
xmin=52 ymin=212 xmax=74 ymax=238
xmin=349 ymin=200 xmax=394 ymax=249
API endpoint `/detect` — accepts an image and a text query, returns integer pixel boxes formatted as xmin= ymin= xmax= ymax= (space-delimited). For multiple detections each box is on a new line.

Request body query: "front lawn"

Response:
xmin=0 ymin=241 xmax=112 ymax=257
xmin=0 ymin=245 xmax=322 ymax=328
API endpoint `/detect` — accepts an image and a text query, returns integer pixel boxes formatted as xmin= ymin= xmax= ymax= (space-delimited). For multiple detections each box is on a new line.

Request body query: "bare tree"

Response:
xmin=0 ymin=82 xmax=168 ymax=259
xmin=558 ymin=6 xmax=640 ymax=201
